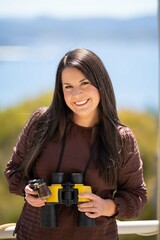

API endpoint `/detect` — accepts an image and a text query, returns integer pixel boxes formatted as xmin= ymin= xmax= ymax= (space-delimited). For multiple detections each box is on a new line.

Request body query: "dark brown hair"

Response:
xmin=24 ymin=48 xmax=123 ymax=186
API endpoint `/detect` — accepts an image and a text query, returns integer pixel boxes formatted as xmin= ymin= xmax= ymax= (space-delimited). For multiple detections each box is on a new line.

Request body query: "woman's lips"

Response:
xmin=74 ymin=99 xmax=89 ymax=106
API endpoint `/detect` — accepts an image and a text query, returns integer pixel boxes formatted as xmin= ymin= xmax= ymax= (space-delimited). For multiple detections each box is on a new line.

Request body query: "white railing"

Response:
xmin=0 ymin=220 xmax=159 ymax=239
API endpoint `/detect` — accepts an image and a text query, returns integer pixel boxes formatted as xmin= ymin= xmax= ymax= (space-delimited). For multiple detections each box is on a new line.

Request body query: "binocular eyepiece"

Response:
xmin=29 ymin=173 xmax=95 ymax=228
xmin=28 ymin=178 xmax=52 ymax=199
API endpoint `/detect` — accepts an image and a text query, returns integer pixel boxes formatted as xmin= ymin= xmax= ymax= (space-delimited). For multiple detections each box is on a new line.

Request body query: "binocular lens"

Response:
xmin=52 ymin=173 xmax=64 ymax=183
xmin=41 ymin=204 xmax=57 ymax=228
xmin=71 ymin=173 xmax=83 ymax=184
xmin=78 ymin=212 xmax=95 ymax=227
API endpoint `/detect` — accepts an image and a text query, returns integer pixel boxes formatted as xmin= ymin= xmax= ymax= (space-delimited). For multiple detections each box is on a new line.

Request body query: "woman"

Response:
xmin=4 ymin=48 xmax=147 ymax=240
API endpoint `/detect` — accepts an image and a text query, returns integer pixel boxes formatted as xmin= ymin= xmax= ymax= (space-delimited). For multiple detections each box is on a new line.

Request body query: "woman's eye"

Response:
xmin=65 ymin=85 xmax=72 ymax=89
xmin=81 ymin=81 xmax=90 ymax=86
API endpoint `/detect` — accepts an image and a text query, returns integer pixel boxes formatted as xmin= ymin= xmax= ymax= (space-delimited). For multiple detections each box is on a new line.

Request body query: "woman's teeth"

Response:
xmin=75 ymin=99 xmax=88 ymax=106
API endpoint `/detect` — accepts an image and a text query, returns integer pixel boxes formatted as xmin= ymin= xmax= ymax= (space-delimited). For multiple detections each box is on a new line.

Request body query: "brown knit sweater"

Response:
xmin=4 ymin=107 xmax=147 ymax=240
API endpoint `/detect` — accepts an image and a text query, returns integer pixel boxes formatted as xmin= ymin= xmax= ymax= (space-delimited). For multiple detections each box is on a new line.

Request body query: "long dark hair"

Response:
xmin=24 ymin=48 xmax=123 ymax=186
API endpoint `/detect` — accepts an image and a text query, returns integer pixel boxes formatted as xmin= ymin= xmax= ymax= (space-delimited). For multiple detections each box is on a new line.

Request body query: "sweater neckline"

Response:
xmin=70 ymin=120 xmax=97 ymax=130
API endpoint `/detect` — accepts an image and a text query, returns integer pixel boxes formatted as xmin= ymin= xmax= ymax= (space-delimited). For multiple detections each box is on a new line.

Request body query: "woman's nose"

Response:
xmin=72 ymin=87 xmax=82 ymax=96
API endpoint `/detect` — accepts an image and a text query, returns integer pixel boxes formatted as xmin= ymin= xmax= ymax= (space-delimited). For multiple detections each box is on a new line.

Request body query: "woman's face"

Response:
xmin=61 ymin=67 xmax=100 ymax=127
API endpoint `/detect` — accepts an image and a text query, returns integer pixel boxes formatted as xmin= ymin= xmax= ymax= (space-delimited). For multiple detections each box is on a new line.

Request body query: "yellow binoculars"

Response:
xmin=29 ymin=173 xmax=95 ymax=228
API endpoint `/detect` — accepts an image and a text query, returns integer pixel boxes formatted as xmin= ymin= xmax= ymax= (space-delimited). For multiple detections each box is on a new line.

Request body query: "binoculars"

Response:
xmin=29 ymin=173 xmax=95 ymax=228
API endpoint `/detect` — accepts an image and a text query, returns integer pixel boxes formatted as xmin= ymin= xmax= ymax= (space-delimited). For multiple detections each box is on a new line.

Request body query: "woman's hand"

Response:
xmin=24 ymin=184 xmax=46 ymax=207
xmin=78 ymin=193 xmax=116 ymax=218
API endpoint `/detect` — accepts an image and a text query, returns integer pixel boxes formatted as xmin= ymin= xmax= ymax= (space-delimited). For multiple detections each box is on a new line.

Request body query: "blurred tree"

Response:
xmin=118 ymin=110 xmax=158 ymax=240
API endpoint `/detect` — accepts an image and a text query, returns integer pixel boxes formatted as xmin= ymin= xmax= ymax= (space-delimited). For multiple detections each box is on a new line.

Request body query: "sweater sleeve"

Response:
xmin=4 ymin=107 xmax=46 ymax=197
xmin=114 ymin=127 xmax=147 ymax=219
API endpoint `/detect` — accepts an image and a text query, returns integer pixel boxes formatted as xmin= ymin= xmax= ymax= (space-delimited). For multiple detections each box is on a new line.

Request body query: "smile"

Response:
xmin=74 ymin=99 xmax=89 ymax=106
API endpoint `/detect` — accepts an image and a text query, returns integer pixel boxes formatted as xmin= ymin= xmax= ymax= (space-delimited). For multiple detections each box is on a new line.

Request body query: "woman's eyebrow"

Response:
xmin=79 ymin=78 xmax=87 ymax=82
xmin=63 ymin=82 xmax=72 ymax=85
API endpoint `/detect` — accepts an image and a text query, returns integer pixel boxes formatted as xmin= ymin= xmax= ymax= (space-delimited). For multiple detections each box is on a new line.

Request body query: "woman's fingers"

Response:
xmin=25 ymin=184 xmax=38 ymax=195
xmin=78 ymin=193 xmax=116 ymax=218
xmin=78 ymin=193 xmax=98 ymax=201
xmin=78 ymin=202 xmax=101 ymax=218
xmin=78 ymin=201 xmax=95 ymax=208
xmin=25 ymin=193 xmax=46 ymax=207
xmin=25 ymin=184 xmax=46 ymax=207
xmin=85 ymin=212 xmax=100 ymax=218
xmin=78 ymin=193 xmax=100 ymax=217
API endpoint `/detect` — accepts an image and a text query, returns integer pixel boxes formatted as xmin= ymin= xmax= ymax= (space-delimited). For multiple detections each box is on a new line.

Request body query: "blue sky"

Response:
xmin=0 ymin=0 xmax=157 ymax=19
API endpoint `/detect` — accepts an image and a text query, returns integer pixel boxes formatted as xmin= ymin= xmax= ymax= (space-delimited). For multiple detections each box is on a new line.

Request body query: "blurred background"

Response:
xmin=0 ymin=0 xmax=159 ymax=239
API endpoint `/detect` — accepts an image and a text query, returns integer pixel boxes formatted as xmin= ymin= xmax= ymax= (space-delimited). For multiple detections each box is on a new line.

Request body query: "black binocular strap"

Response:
xmin=55 ymin=128 xmax=67 ymax=173
xmin=55 ymin=127 xmax=91 ymax=180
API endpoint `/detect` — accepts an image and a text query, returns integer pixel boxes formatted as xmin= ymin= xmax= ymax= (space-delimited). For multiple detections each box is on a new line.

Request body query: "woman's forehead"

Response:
xmin=61 ymin=67 xmax=87 ymax=84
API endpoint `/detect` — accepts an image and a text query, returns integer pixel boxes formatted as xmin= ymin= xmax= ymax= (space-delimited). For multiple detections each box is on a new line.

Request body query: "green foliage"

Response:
xmin=0 ymin=92 xmax=52 ymax=225
xmin=118 ymin=110 xmax=158 ymax=240
xmin=0 ymin=94 xmax=158 ymax=240
xmin=0 ymin=92 xmax=53 ymax=148
xmin=119 ymin=110 xmax=157 ymax=182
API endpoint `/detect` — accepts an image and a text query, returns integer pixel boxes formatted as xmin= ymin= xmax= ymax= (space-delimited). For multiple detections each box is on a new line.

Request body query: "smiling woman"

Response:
xmin=4 ymin=48 xmax=147 ymax=240
xmin=62 ymin=67 xmax=100 ymax=127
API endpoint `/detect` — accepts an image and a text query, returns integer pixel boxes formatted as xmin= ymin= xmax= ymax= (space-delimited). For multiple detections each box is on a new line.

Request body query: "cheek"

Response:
xmin=90 ymin=88 xmax=100 ymax=103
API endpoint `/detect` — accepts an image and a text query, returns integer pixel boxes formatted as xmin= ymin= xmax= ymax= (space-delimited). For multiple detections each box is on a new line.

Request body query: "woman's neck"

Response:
xmin=73 ymin=114 xmax=99 ymax=127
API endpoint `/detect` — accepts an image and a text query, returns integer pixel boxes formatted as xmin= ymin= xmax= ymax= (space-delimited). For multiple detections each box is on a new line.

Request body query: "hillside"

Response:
xmin=0 ymin=15 xmax=157 ymax=45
